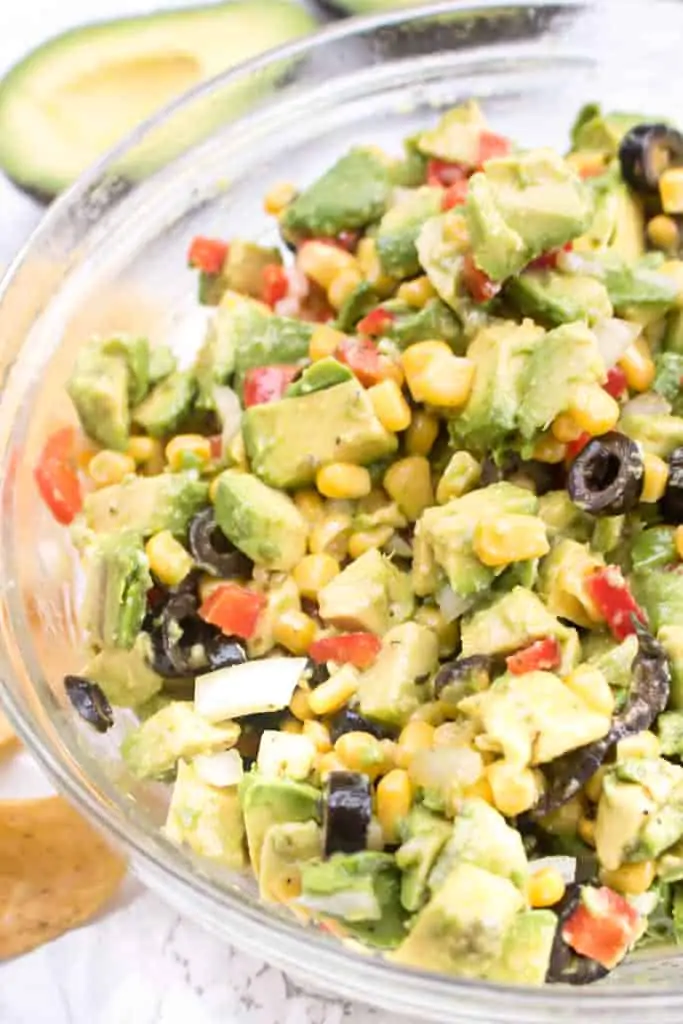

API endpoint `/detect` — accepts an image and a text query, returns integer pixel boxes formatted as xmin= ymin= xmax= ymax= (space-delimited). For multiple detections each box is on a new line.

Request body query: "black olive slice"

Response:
xmin=433 ymin=655 xmax=493 ymax=707
xmin=329 ymin=708 xmax=397 ymax=745
xmin=303 ymin=658 xmax=330 ymax=688
xmin=567 ymin=432 xmax=643 ymax=516
xmin=324 ymin=771 xmax=372 ymax=857
xmin=662 ymin=446 xmax=683 ymax=523
xmin=205 ymin=633 xmax=247 ymax=672
xmin=619 ymin=123 xmax=683 ymax=194
xmin=160 ymin=592 xmax=212 ymax=676
xmin=64 ymin=675 xmax=114 ymax=733
xmin=188 ymin=508 xmax=253 ymax=578
xmin=546 ymin=884 xmax=610 ymax=985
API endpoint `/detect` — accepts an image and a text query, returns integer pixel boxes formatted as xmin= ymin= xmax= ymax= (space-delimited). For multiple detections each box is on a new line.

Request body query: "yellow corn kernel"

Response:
xmin=294 ymin=490 xmax=325 ymax=527
xmin=308 ymin=512 xmax=353 ymax=560
xmin=356 ymin=237 xmax=396 ymax=297
xmin=307 ymin=665 xmax=360 ymax=716
xmin=395 ymin=721 xmax=435 ymax=768
xmin=316 ymin=463 xmax=371 ymax=501
xmin=297 ymin=240 xmax=358 ymax=291
xmin=433 ymin=721 xmax=476 ymax=749
xmin=347 ymin=525 xmax=394 ymax=560
xmin=648 ymin=214 xmax=680 ymax=252
xmin=463 ymin=776 xmax=495 ymax=805
xmin=566 ymin=150 xmax=608 ymax=179
xmin=487 ymin=762 xmax=543 ymax=817
xmin=642 ymin=453 xmax=669 ymax=503
xmin=328 ymin=267 xmax=363 ymax=311
xmin=368 ymin=379 xmax=412 ymax=433
xmin=616 ymin=730 xmax=661 ymax=760
xmin=88 ymin=449 xmax=136 ymax=488
xmin=379 ymin=739 xmax=398 ymax=774
xmin=377 ymin=769 xmax=413 ymax=844
xmin=584 ymin=766 xmax=607 ymax=805
xmin=442 ymin=211 xmax=470 ymax=248
xmin=567 ymin=384 xmax=620 ymax=437
xmin=406 ymin=354 xmax=476 ymax=408
xmin=309 ymin=324 xmax=345 ymax=363
xmin=473 ymin=514 xmax=550 ymax=568
xmin=264 ymin=180 xmax=297 ymax=216
xmin=165 ymin=434 xmax=212 ymax=472
xmin=564 ymin=665 xmax=615 ymax=717
xmin=302 ymin=719 xmax=332 ymax=753
xmin=578 ymin=816 xmax=596 ymax=847
xmin=225 ymin=430 xmax=247 ymax=470
xmin=528 ymin=867 xmax=566 ymax=909
xmin=335 ymin=731 xmax=386 ymax=780
xmin=383 ymin=456 xmax=434 ymax=522
xmin=397 ymin=275 xmax=436 ymax=309
xmin=676 ymin=525 xmax=683 ymax=560
xmin=273 ymin=609 xmax=318 ymax=656
xmin=280 ymin=717 xmax=303 ymax=735
xmin=316 ymin=751 xmax=346 ymax=779
xmin=293 ymin=553 xmax=340 ymax=599
xmin=659 ymin=259 xmax=683 ymax=308
xmin=127 ymin=436 xmax=163 ymax=465
xmin=551 ymin=412 xmax=584 ymax=444
xmin=660 ymin=168 xmax=683 ymax=215
xmin=289 ymin=686 xmax=313 ymax=721
xmin=414 ymin=605 xmax=459 ymax=657
xmin=405 ymin=411 xmax=440 ymax=457
xmin=619 ymin=337 xmax=656 ymax=392
xmin=145 ymin=530 xmax=194 ymax=587
xmin=400 ymin=340 xmax=453 ymax=379
xmin=600 ymin=860 xmax=656 ymax=896
xmin=409 ymin=701 xmax=446 ymax=726
xmin=532 ymin=433 xmax=567 ymax=464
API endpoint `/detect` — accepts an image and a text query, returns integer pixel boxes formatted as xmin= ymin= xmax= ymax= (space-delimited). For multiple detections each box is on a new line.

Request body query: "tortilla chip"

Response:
xmin=0 ymin=709 xmax=18 ymax=757
xmin=0 ymin=796 xmax=126 ymax=959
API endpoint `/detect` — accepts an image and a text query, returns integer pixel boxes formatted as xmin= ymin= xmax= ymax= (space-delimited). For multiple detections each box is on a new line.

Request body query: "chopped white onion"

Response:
xmin=213 ymin=385 xmax=242 ymax=452
xmin=529 ymin=855 xmax=577 ymax=884
xmin=195 ymin=657 xmax=307 ymax=722
xmin=593 ymin=317 xmax=642 ymax=368
xmin=557 ymin=250 xmax=605 ymax=277
xmin=436 ymin=584 xmax=471 ymax=623
xmin=298 ymin=889 xmax=380 ymax=921
xmin=622 ymin=392 xmax=672 ymax=417
xmin=408 ymin=747 xmax=483 ymax=790
xmin=193 ymin=749 xmax=244 ymax=788
xmin=628 ymin=891 xmax=659 ymax=917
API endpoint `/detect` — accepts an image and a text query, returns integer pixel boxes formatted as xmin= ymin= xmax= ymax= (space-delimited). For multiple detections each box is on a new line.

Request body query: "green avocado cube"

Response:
xmin=486 ymin=910 xmax=557 ymax=985
xmin=122 ymin=702 xmax=240 ymax=779
xmin=417 ymin=100 xmax=488 ymax=166
xmin=84 ymin=472 xmax=209 ymax=537
xmin=67 ymin=342 xmax=130 ymax=451
xmin=259 ymin=820 xmax=322 ymax=903
xmin=285 ymin=358 xmax=352 ymax=398
xmin=222 ymin=240 xmax=282 ymax=300
xmin=83 ymin=634 xmax=163 ymax=708
xmin=658 ymin=712 xmax=683 ymax=757
xmin=148 ymin=344 xmax=177 ymax=386
xmin=164 ymin=759 xmax=245 ymax=869
xmin=505 ymin=270 xmax=613 ymax=327
xmin=357 ymin=622 xmax=438 ymax=727
xmin=659 ymin=626 xmax=683 ymax=709
xmin=101 ymin=335 xmax=151 ymax=405
xmin=429 ymin=799 xmax=528 ymax=894
xmin=376 ymin=186 xmax=442 ymax=280
xmin=133 ymin=370 xmax=197 ymax=438
xmin=570 ymin=105 xmax=648 ymax=155
xmin=239 ymin=773 xmax=321 ymax=876
xmin=396 ymin=806 xmax=452 ymax=913
xmin=633 ymin=570 xmax=683 ymax=632
xmin=80 ymin=530 xmax=151 ymax=650
xmin=620 ymin=413 xmax=683 ymax=458
xmin=213 ymin=469 xmax=307 ymax=571
xmin=600 ymin=255 xmax=679 ymax=316
xmin=381 ymin=297 xmax=462 ymax=352
xmin=317 ymin=549 xmax=413 ymax=635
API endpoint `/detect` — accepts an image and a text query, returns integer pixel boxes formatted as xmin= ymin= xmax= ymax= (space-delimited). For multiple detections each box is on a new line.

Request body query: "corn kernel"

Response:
xmin=436 ymin=451 xmax=481 ymax=504
xmin=127 ymin=436 xmax=163 ymax=465
xmin=395 ymin=721 xmax=435 ymax=768
xmin=347 ymin=525 xmax=394 ymax=560
xmin=433 ymin=721 xmax=476 ymax=749
xmin=616 ymin=730 xmax=661 ymax=760
xmin=273 ymin=609 xmax=318 ymax=656
xmin=405 ymin=411 xmax=440 ymax=457
xmin=659 ymin=259 xmax=683 ymax=308
xmin=409 ymin=701 xmax=446 ymax=726
xmin=289 ymin=687 xmax=313 ymax=721
xmin=405 ymin=353 xmax=476 ymax=409
xmin=316 ymin=463 xmax=371 ymax=500
xmin=619 ymin=337 xmax=656 ymax=392
xmin=377 ymin=769 xmax=413 ymax=843
xmin=463 ymin=776 xmax=495 ymax=804
xmin=302 ymin=719 xmax=332 ymax=753
xmin=309 ymin=325 xmax=343 ymax=363
xmin=88 ymin=449 xmax=136 ymax=488
xmin=356 ymin=237 xmax=396 ymax=297
xmin=316 ymin=751 xmax=346 ymax=779
xmin=264 ymin=180 xmax=297 ymax=216
xmin=528 ymin=867 xmax=566 ymax=908
xmin=566 ymin=150 xmax=608 ymax=179
xmin=532 ymin=433 xmax=567 ymax=464
xmin=308 ymin=664 xmax=360 ymax=716
xmin=308 ymin=512 xmax=353 ymax=560
xmin=335 ymin=731 xmax=386 ymax=780
xmin=165 ymin=434 xmax=212 ymax=472
xmin=551 ymin=412 xmax=584 ymax=444
xmin=660 ymin=168 xmax=683 ymax=215
xmin=487 ymin=762 xmax=543 ymax=817
xmin=297 ymin=240 xmax=358 ymax=291
xmin=368 ymin=379 xmax=412 ymax=433
xmin=648 ymin=214 xmax=680 ymax=252
xmin=379 ymin=738 xmax=398 ymax=774
xmin=585 ymin=766 xmax=607 ymax=804
xmin=225 ymin=430 xmax=247 ymax=470
xmin=293 ymin=553 xmax=340 ymax=599
xmin=578 ymin=816 xmax=596 ymax=847
xmin=642 ymin=453 xmax=670 ymax=503
xmin=473 ymin=514 xmax=550 ymax=568
xmin=400 ymin=340 xmax=453 ymax=378
xmin=600 ymin=860 xmax=656 ymax=896
xmin=442 ymin=211 xmax=470 ymax=248
xmin=383 ymin=456 xmax=434 ymax=522
xmin=564 ymin=665 xmax=615 ymax=717
xmin=414 ymin=605 xmax=459 ymax=657
xmin=293 ymin=490 xmax=324 ymax=525
xmin=397 ymin=276 xmax=436 ymax=309
xmin=567 ymin=384 xmax=620 ymax=436
xmin=676 ymin=525 xmax=683 ymax=560
xmin=145 ymin=530 xmax=194 ymax=587
xmin=328 ymin=267 xmax=363 ymax=311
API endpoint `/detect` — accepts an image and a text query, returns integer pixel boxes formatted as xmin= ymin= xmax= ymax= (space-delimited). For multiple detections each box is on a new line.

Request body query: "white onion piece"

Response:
xmin=299 ymin=889 xmax=380 ymax=921
xmin=214 ymin=384 xmax=242 ymax=453
xmin=622 ymin=392 xmax=672 ymax=417
xmin=195 ymin=657 xmax=307 ymax=722
xmin=557 ymin=250 xmax=606 ymax=277
xmin=529 ymin=855 xmax=577 ymax=884
xmin=628 ymin=891 xmax=659 ymax=917
xmin=593 ymin=317 xmax=642 ymax=368
xmin=193 ymin=749 xmax=244 ymax=788
xmin=385 ymin=533 xmax=413 ymax=559
xmin=408 ymin=747 xmax=483 ymax=790
xmin=436 ymin=584 xmax=471 ymax=623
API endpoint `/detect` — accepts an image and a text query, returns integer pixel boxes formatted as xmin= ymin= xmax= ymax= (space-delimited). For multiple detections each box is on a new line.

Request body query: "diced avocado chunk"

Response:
xmin=67 ymin=340 xmax=130 ymax=451
xmin=122 ymin=702 xmax=240 ymax=779
xmin=381 ymin=297 xmax=462 ymax=352
xmin=487 ymin=910 xmax=557 ymax=986
xmin=101 ymin=335 xmax=151 ymax=405
xmin=506 ymin=270 xmax=613 ymax=327
xmin=631 ymin=526 xmax=677 ymax=573
xmin=83 ymin=472 xmax=209 ymax=536
xmin=620 ymin=413 xmax=683 ymax=458
xmin=148 ymin=344 xmax=177 ymax=386
xmin=659 ymin=626 xmax=683 ymax=709
xmin=570 ymin=105 xmax=647 ymax=155
xmin=417 ymin=100 xmax=488 ymax=165
xmin=653 ymin=352 xmax=683 ymax=413
xmin=164 ymin=759 xmax=245 ymax=869
xmin=451 ymin=319 xmax=543 ymax=452
xmin=334 ymin=280 xmax=380 ymax=333
xmin=599 ymin=255 xmax=679 ymax=316
xmin=538 ymin=538 xmax=604 ymax=627
xmin=465 ymin=149 xmax=591 ymax=282
xmin=376 ymin=186 xmax=442 ymax=279
xmin=80 ymin=530 xmax=151 ymax=650
xmin=243 ymin=379 xmax=397 ymax=489
xmin=415 ymin=213 xmax=476 ymax=324
xmin=633 ymin=570 xmax=683 ymax=632
xmin=299 ymin=852 xmax=406 ymax=950
xmin=281 ymin=148 xmax=392 ymax=239
xmin=517 ymin=322 xmax=605 ymax=441
xmin=239 ymin=772 xmax=321 ymax=876
xmin=596 ymin=758 xmax=683 ymax=869
xmin=657 ymin=840 xmax=683 ymax=883
xmin=82 ymin=634 xmax=162 ymax=708
xmin=133 ymin=370 xmax=197 ymax=438
xmin=396 ymin=806 xmax=452 ymax=913
xmin=285 ymin=358 xmax=352 ymax=398
xmin=259 ymin=820 xmax=322 ymax=904
xmin=459 ymin=670 xmax=611 ymax=766
xmin=212 ymin=469 xmax=307 ymax=571
xmin=665 ymin=308 xmax=683 ymax=354
xmin=436 ymin=451 xmax=481 ymax=503
xmin=392 ymin=862 xmax=524 ymax=977
xmin=317 ymin=549 xmax=413 ymax=635
xmin=591 ymin=514 xmax=625 ymax=556
xmin=429 ymin=799 xmax=528 ymax=894
xmin=658 ymin=712 xmax=683 ymax=757
xmin=537 ymin=490 xmax=593 ymax=542
xmin=222 ymin=240 xmax=282 ymax=299
xmin=358 ymin=622 xmax=439 ymax=727
xmin=587 ymin=633 xmax=638 ymax=692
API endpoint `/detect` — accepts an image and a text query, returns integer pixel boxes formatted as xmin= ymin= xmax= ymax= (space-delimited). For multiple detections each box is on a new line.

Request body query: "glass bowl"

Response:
xmin=2 ymin=2 xmax=683 ymax=1019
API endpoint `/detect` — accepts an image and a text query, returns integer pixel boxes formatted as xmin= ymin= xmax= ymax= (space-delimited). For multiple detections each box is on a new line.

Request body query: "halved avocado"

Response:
xmin=0 ymin=1 xmax=315 ymax=198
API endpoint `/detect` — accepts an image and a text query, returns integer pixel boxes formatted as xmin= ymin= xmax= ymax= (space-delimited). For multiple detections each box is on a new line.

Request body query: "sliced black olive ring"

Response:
xmin=662 ymin=445 xmax=683 ymax=523
xmin=619 ymin=123 xmax=683 ymax=194
xmin=567 ymin=431 xmax=643 ymax=516
xmin=64 ymin=675 xmax=114 ymax=733
xmin=324 ymin=770 xmax=372 ymax=857
xmin=188 ymin=507 xmax=253 ymax=578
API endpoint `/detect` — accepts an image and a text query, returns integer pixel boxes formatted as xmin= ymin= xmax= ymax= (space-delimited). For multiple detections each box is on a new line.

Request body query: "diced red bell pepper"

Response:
xmin=528 ymin=241 xmax=573 ymax=272
xmin=243 ymin=365 xmax=301 ymax=408
xmin=309 ymin=632 xmax=382 ymax=669
xmin=462 ymin=253 xmax=501 ymax=304
xmin=262 ymin=263 xmax=289 ymax=307
xmin=426 ymin=158 xmax=468 ymax=188
xmin=335 ymin=230 xmax=361 ymax=253
xmin=565 ymin=431 xmax=591 ymax=461
xmin=208 ymin=434 xmax=223 ymax=460
xmin=356 ymin=308 xmax=395 ymax=338
xmin=34 ymin=427 xmax=83 ymax=525
xmin=506 ymin=636 xmax=562 ymax=675
xmin=187 ymin=236 xmax=229 ymax=275
xmin=336 ymin=337 xmax=386 ymax=387
xmin=562 ymin=886 xmax=641 ymax=970
xmin=199 ymin=584 xmax=266 ymax=640
xmin=442 ymin=179 xmax=469 ymax=211
xmin=585 ymin=566 xmax=648 ymax=641
xmin=477 ymin=131 xmax=512 ymax=164
xmin=604 ymin=366 xmax=628 ymax=399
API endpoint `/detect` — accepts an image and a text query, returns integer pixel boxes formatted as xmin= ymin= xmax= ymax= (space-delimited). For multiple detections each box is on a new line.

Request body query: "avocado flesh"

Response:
xmin=658 ymin=627 xmax=683 ymax=709
xmin=317 ymin=548 xmax=413 ymax=635
xmin=259 ymin=821 xmax=322 ymax=904
xmin=164 ymin=759 xmax=246 ymax=869
xmin=80 ymin=530 xmax=152 ymax=650
xmin=396 ymin=806 xmax=451 ymax=913
xmin=83 ymin=636 xmax=163 ymax=708
xmin=121 ymin=702 xmax=240 ymax=779
xmin=239 ymin=773 xmax=321 ymax=876
xmin=357 ymin=622 xmax=439 ymax=727
xmin=83 ymin=471 xmax=209 ymax=536
xmin=428 ymin=799 xmax=528 ymax=894
xmin=486 ymin=910 xmax=556 ymax=985
xmin=0 ymin=2 xmax=316 ymax=197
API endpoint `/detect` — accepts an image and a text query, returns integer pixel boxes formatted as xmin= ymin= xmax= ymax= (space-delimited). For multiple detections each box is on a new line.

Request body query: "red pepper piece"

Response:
xmin=442 ymin=179 xmax=469 ymax=211
xmin=199 ymin=584 xmax=266 ymax=640
xmin=262 ymin=264 xmax=289 ymax=307
xmin=477 ymin=131 xmax=512 ymax=164
xmin=243 ymin=365 xmax=301 ymax=408
xmin=604 ymin=366 xmax=628 ymax=399
xmin=566 ymin=432 xmax=591 ymax=461
xmin=187 ymin=236 xmax=229 ymax=275
xmin=585 ymin=566 xmax=648 ymax=641
xmin=336 ymin=337 xmax=387 ymax=387
xmin=426 ymin=158 xmax=468 ymax=188
xmin=356 ymin=308 xmax=395 ymax=338
xmin=309 ymin=632 xmax=382 ymax=669
xmin=34 ymin=427 xmax=83 ymax=525
xmin=562 ymin=887 xmax=641 ymax=970
xmin=528 ymin=241 xmax=574 ymax=272
xmin=462 ymin=253 xmax=501 ymax=303
xmin=506 ymin=637 xmax=562 ymax=675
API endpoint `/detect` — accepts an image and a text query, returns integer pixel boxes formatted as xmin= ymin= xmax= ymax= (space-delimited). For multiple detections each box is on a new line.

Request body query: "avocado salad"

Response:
xmin=36 ymin=100 xmax=683 ymax=986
